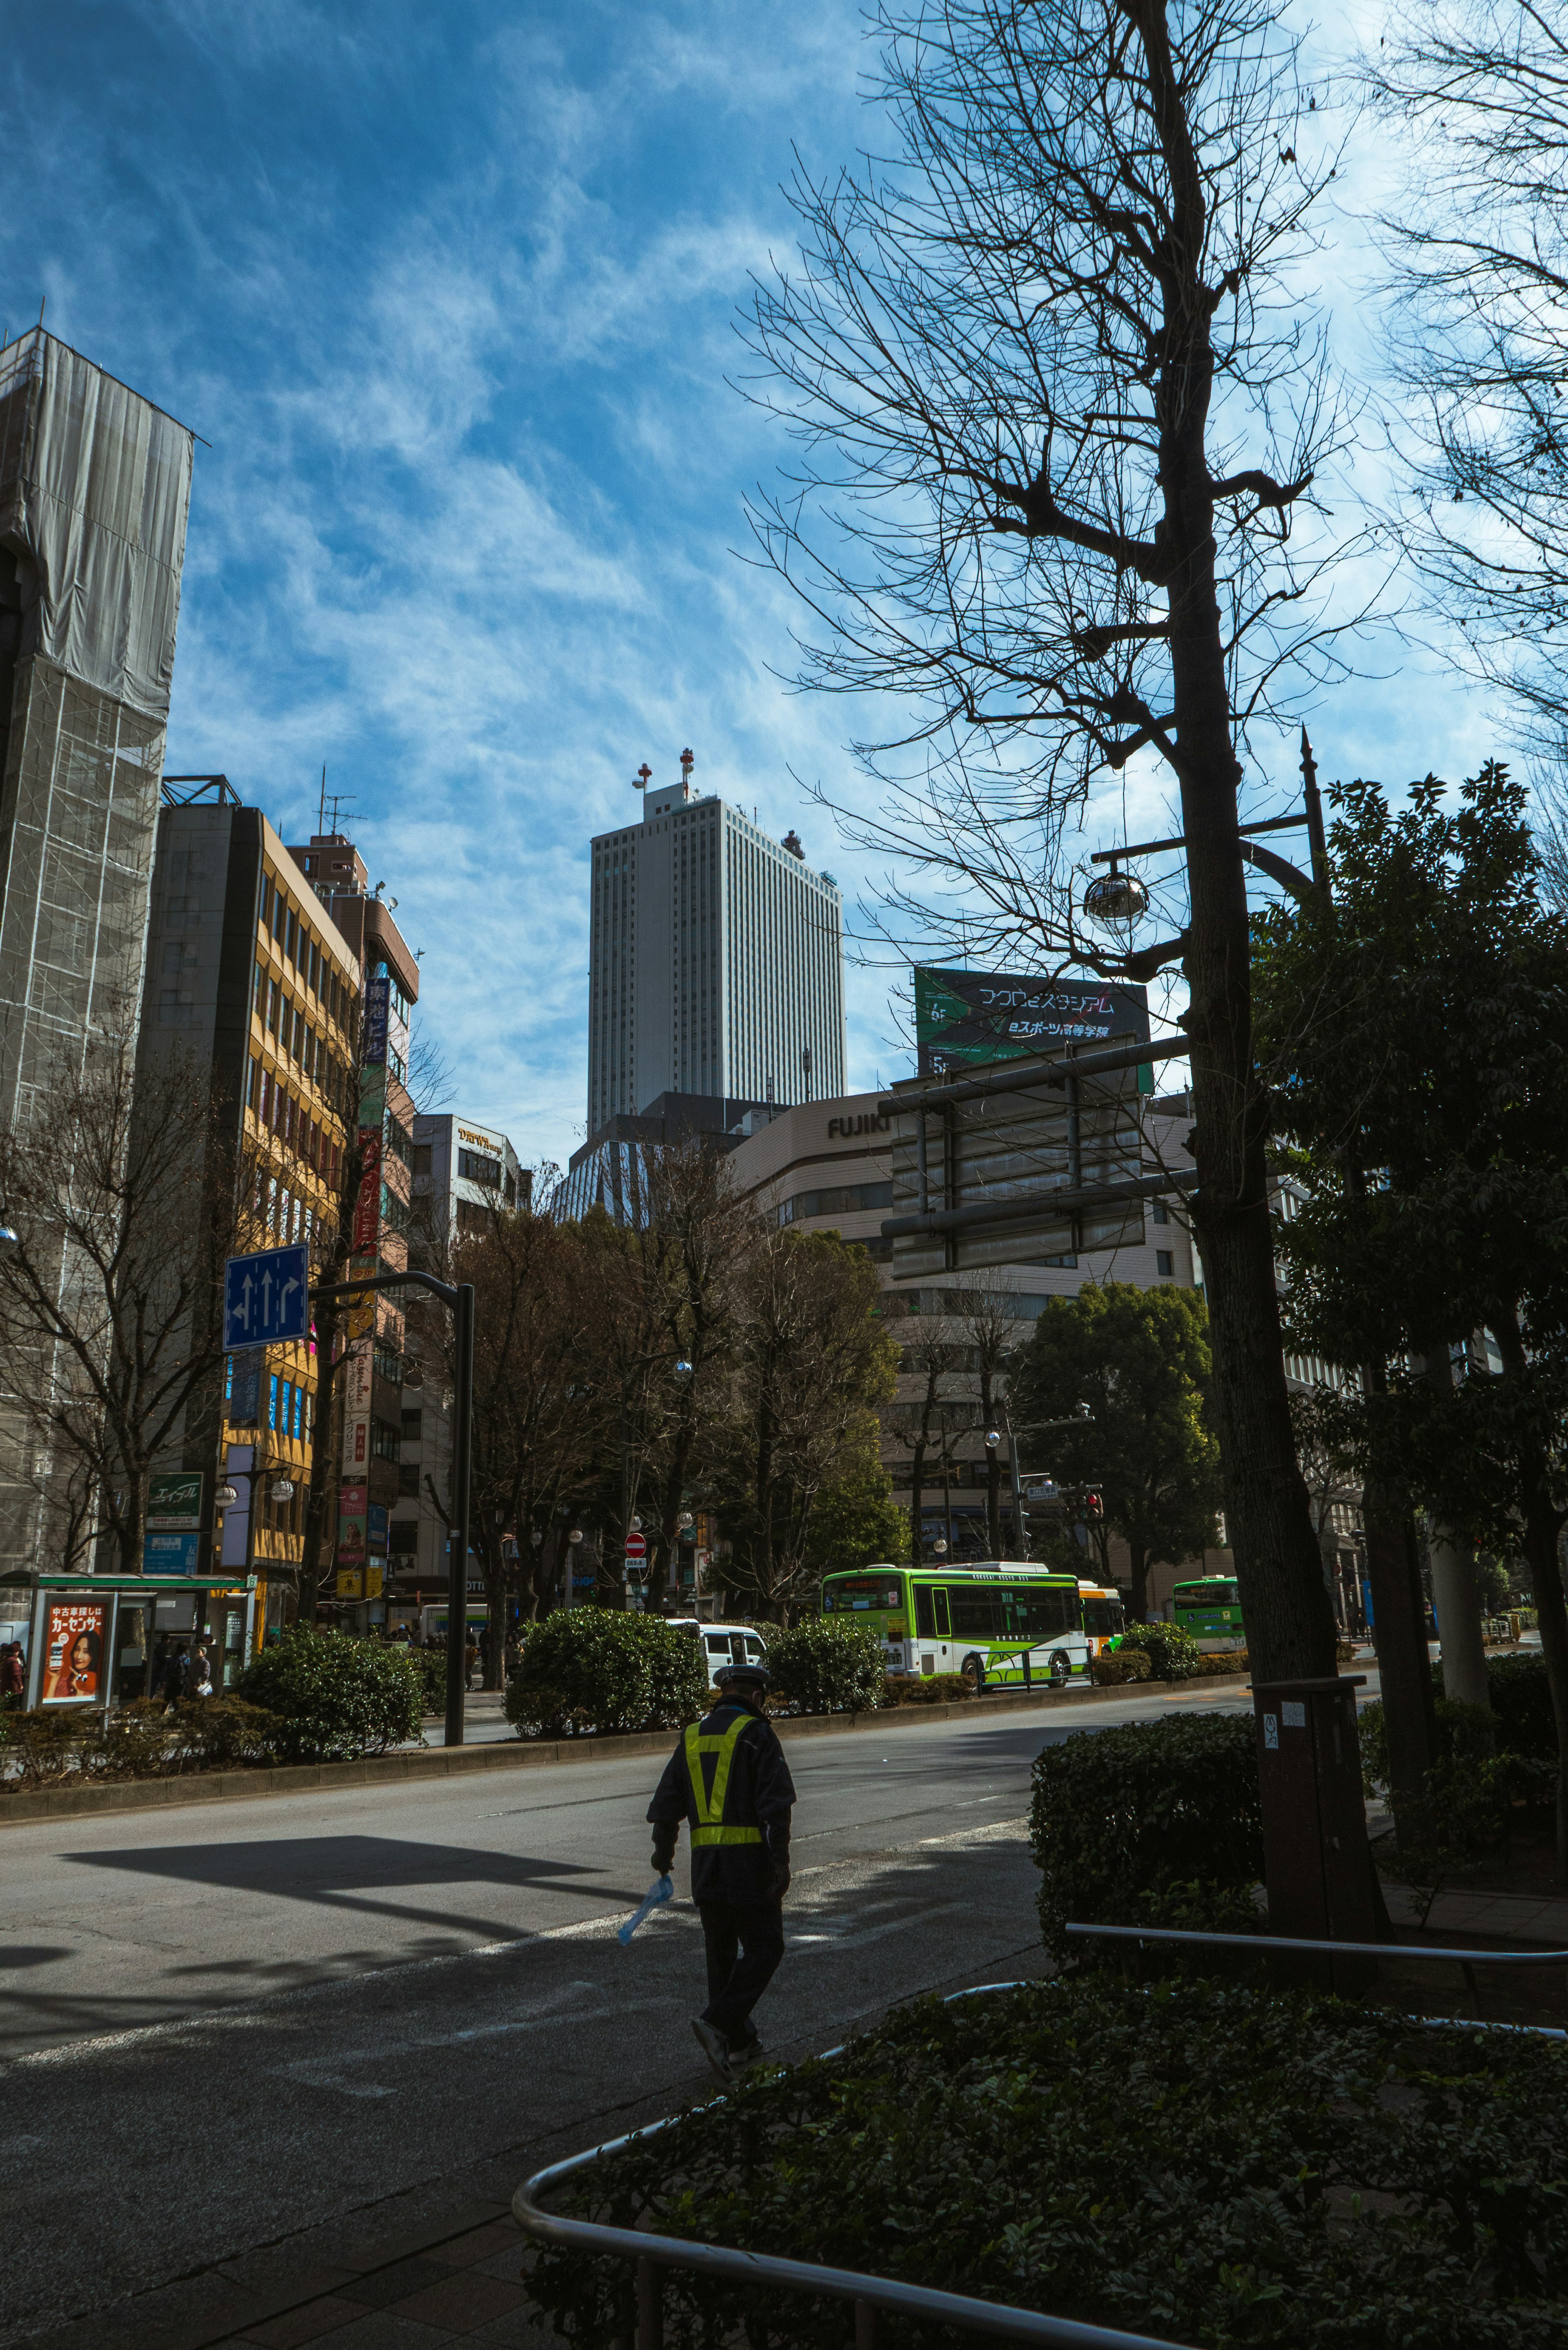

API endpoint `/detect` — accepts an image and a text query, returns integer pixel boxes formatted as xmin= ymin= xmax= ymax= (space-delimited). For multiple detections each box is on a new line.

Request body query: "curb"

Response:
xmin=0 ymin=1673 xmax=1250 ymax=1828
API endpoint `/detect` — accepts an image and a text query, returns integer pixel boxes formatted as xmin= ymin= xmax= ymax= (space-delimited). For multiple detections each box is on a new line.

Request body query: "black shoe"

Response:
xmin=691 ymin=2017 xmax=733 ymax=2082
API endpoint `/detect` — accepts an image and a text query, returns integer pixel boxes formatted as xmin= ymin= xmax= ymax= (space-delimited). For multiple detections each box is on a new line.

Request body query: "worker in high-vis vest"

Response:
xmin=648 ymin=1659 xmax=796 ymax=2082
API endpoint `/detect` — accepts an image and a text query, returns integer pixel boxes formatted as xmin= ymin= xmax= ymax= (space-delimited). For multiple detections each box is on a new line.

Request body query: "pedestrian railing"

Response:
xmin=514 ymin=1933 xmax=1568 ymax=2346
xmin=514 ymin=2133 xmax=1178 ymax=2349
xmin=512 ymin=1982 xmax=1180 ymax=2350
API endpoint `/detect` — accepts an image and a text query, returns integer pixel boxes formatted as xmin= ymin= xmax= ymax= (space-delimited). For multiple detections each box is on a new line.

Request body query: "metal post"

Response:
xmin=854 ymin=2299 xmax=880 ymax=2348
xmin=636 ymin=2256 xmax=664 ymax=2349
xmin=445 ymin=1281 xmax=474 ymax=1749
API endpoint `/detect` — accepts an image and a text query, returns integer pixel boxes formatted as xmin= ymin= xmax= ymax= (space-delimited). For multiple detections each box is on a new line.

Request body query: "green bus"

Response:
xmin=821 ymin=1563 xmax=1090 ymax=1688
xmin=1171 ymin=1576 xmax=1245 ymax=1647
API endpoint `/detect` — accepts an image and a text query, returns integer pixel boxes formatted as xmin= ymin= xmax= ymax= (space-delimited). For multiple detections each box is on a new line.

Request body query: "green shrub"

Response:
xmin=887 ymin=1671 xmax=975 ymax=1706
xmin=1090 ymin=1648 xmax=1152 ymax=1686
xmin=1391 ymin=1753 xmax=1517 ymax=1878
xmin=238 ymin=1627 xmax=424 ymax=1762
xmin=410 ymin=1647 xmax=450 ymax=1715
xmin=528 ymin=1977 xmax=1568 ymax=2350
xmin=764 ymin=1617 xmax=884 ymax=1714
xmin=504 ymin=1610 xmax=706 ymax=1739
xmin=1116 ymin=1618 xmax=1203 ymax=1680
xmin=1030 ymin=1713 xmax=1262 ymax=1958
xmin=1191 ymin=1647 xmax=1248 ymax=1676
xmin=80 ymin=1699 xmax=176 ymax=1778
xmin=1485 ymin=1651 xmax=1556 ymax=1760
xmin=170 ymin=1696 xmax=280 ymax=1769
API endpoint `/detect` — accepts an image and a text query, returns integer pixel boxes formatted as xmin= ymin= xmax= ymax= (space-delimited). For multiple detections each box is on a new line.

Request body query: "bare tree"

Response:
xmin=952 ymin=1286 xmax=1022 ymax=1557
xmin=1371 ymin=0 xmax=1568 ymax=774
xmin=742 ymin=0 xmax=1361 ymax=1679
xmin=0 ymin=1019 xmax=251 ymax=1576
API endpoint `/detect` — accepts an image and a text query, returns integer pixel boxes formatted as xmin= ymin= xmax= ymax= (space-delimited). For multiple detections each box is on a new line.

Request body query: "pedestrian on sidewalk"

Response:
xmin=647 ymin=1660 xmax=795 ymax=2083
xmin=464 ymin=1631 xmax=479 ymax=1691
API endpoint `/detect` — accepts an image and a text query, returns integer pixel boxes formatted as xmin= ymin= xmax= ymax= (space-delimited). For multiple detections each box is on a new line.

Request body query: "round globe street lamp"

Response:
xmin=1083 ymin=865 xmax=1150 ymax=924
xmin=566 ymin=1528 xmax=584 ymax=1614
xmin=932 ymin=1538 xmax=949 ymax=1557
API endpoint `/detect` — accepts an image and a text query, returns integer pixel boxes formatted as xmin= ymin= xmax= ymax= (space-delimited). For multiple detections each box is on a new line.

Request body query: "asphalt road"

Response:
xmin=0 ymin=1684 xmax=1249 ymax=2349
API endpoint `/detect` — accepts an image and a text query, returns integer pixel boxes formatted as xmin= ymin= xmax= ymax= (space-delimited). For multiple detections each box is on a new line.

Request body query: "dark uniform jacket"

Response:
xmin=647 ymin=1698 xmax=796 ymax=1905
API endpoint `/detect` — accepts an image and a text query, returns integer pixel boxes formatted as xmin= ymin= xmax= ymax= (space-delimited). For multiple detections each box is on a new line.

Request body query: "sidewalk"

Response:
xmin=1382 ymin=1880 xmax=1568 ymax=1947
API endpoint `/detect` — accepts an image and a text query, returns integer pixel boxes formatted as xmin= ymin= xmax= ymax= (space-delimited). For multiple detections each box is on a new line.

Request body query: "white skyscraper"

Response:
xmin=587 ymin=756 xmax=846 ymax=1131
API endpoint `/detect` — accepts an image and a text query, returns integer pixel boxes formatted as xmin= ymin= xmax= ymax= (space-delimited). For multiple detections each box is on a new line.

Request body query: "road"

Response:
xmin=0 ymin=1684 xmax=1248 ymax=2350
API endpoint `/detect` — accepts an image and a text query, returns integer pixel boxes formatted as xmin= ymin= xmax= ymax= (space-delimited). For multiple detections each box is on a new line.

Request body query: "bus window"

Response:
xmin=1005 ymin=1586 xmax=1078 ymax=1638
xmin=914 ymin=1584 xmax=935 ymax=1637
xmin=1082 ymin=1594 xmax=1125 ymax=1639
xmin=933 ymin=1588 xmax=951 ymax=1637
xmin=949 ymin=1589 xmax=1004 ymax=1639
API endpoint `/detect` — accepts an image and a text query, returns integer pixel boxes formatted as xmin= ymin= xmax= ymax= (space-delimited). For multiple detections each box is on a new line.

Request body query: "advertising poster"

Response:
xmin=229 ymin=1350 xmax=263 ymax=1424
xmin=913 ymin=968 xmax=1149 ymax=1076
xmin=367 ymin=1503 xmax=389 ymax=1557
xmin=336 ymin=1567 xmax=364 ymax=1600
xmin=338 ymin=1484 xmax=368 ymax=1559
xmin=41 ymin=1599 xmax=109 ymax=1704
xmin=341 ymin=1414 xmax=368 ymax=1472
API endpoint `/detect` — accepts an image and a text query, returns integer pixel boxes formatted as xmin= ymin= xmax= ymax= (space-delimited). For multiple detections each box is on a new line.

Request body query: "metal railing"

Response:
xmin=513 ymin=1983 xmax=1180 ymax=2350
xmin=514 ymin=1933 xmax=1568 ymax=2345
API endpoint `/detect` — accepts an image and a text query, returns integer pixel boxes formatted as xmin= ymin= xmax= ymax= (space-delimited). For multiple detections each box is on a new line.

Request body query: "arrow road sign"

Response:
xmin=224 ymin=1243 xmax=310 ymax=1351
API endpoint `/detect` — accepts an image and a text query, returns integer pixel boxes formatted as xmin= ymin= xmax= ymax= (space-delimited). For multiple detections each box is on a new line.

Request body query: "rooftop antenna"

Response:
xmin=680 ymin=746 xmax=695 ymax=796
xmin=317 ymin=763 xmax=327 ymax=833
xmin=634 ymin=762 xmax=652 ymax=794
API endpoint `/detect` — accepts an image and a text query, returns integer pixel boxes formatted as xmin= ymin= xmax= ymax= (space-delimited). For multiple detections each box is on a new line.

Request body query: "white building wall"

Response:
xmin=588 ymin=781 xmax=844 ymax=1129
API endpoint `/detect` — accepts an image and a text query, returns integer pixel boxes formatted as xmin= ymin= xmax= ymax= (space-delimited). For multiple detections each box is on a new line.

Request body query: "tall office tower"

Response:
xmin=0 ymin=331 xmax=194 ymax=1575
xmin=0 ymin=330 xmax=194 ymax=1121
xmin=587 ymin=755 xmax=846 ymax=1132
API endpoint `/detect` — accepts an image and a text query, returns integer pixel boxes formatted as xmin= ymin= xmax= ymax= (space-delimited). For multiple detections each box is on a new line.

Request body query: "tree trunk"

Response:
xmin=908 ymin=1437 xmax=925 ymax=1566
xmin=1421 ymin=1353 xmax=1491 ymax=1715
xmin=1361 ymin=1473 xmax=1437 ymax=1811
xmin=1145 ymin=0 xmax=1336 ymax=1686
xmin=1520 ymin=1498 xmax=1568 ymax=1881
xmin=1127 ymin=1544 xmax=1149 ymax=1626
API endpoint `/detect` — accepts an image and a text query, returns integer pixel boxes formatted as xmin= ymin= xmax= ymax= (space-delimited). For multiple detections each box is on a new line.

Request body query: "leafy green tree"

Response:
xmin=1252 ymin=764 xmax=1568 ymax=1869
xmin=804 ymin=1441 xmax=910 ymax=1578
xmin=1011 ymin=1283 xmax=1223 ymax=1624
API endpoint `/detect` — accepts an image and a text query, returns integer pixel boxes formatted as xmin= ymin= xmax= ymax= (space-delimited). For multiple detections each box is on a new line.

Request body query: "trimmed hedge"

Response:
xmin=764 ymin=1617 xmax=885 ymax=1715
xmin=1031 ymin=1713 xmax=1262 ymax=1956
xmin=1090 ymin=1648 xmax=1152 ymax=1686
xmin=1484 ymin=1651 xmax=1557 ymax=1759
xmin=886 ymin=1671 xmax=976 ymax=1706
xmin=0 ymin=1695 xmax=282 ymax=1786
xmin=528 ymin=1976 xmax=1568 ymax=2350
xmin=1115 ymin=1619 xmax=1203 ymax=1680
xmin=504 ymin=1609 xmax=707 ymax=1738
xmin=238 ymin=1626 xmax=424 ymax=1762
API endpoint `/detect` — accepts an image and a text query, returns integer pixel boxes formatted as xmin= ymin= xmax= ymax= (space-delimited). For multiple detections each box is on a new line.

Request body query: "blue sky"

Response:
xmin=8 ymin=2 xmax=1505 ymax=1176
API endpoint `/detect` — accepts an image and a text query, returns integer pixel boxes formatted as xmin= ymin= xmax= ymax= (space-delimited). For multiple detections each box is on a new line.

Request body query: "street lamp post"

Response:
xmin=311 ymin=1268 xmax=474 ymax=1749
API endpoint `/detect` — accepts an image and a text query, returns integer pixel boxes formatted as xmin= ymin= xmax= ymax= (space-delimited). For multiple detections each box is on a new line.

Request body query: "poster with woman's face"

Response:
xmin=40 ymin=1601 xmax=107 ymax=1704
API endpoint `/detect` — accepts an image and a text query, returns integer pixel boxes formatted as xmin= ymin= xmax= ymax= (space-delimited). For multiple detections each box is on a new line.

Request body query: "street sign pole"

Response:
xmin=311 ymin=1268 xmax=475 ymax=1749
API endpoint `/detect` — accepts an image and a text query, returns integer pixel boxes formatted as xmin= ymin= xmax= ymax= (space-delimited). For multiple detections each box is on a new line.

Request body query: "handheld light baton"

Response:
xmin=617 ymin=1874 xmax=674 ymax=1945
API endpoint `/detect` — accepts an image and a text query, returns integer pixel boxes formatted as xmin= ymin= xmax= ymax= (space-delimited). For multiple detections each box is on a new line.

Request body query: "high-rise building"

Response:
xmin=289 ymin=833 xmax=421 ymax=1615
xmin=587 ymin=755 xmax=845 ymax=1133
xmin=132 ymin=779 xmax=361 ymax=1663
xmin=0 ymin=330 xmax=194 ymax=1575
xmin=0 ymin=330 xmax=194 ymax=1121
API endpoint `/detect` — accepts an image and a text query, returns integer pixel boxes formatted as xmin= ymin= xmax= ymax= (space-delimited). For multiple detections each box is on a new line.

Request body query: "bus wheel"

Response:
xmin=1049 ymin=1651 xmax=1072 ymax=1686
xmin=962 ymin=1652 xmax=985 ymax=1691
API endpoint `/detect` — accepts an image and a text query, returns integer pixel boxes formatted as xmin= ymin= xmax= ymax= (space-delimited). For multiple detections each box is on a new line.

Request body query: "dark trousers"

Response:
xmin=698 ymin=1900 xmax=784 ymax=2045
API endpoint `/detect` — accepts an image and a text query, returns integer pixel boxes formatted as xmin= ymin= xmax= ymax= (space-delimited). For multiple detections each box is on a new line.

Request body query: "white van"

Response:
xmin=669 ymin=1617 xmax=769 ymax=1690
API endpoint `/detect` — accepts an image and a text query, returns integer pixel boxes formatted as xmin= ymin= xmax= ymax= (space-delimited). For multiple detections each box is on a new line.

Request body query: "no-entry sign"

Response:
xmin=624 ymin=1532 xmax=647 ymax=1561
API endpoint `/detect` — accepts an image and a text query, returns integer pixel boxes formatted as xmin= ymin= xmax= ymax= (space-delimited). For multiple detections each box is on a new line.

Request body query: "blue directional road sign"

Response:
xmin=224 ymin=1243 xmax=310 ymax=1351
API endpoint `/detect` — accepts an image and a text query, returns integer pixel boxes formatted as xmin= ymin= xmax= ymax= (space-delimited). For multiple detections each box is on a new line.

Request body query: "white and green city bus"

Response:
xmin=820 ymin=1563 xmax=1091 ymax=1687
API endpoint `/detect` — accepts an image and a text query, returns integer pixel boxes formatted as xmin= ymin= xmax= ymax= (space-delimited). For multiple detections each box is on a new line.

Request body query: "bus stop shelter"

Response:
xmin=3 ymin=1575 xmax=260 ymax=1712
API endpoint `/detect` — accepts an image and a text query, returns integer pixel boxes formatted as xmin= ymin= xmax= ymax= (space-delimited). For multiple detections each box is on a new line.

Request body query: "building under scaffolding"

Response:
xmin=0 ymin=330 xmax=195 ymax=1574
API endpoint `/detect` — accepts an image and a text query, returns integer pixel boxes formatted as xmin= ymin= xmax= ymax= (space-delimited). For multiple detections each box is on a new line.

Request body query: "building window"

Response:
xmin=370 ymin=1417 xmax=401 ymax=1464
xmin=401 ymin=1408 xmax=423 ymax=1438
xmin=1156 ymin=1250 xmax=1174 ymax=1276
xmin=459 ymin=1149 xmax=503 ymax=1187
xmin=413 ymin=1144 xmax=432 ymax=1177
xmin=1152 ymin=1201 xmax=1169 ymax=1225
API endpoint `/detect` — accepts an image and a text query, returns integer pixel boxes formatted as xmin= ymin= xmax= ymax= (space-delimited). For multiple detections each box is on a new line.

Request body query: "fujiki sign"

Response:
xmin=826 ymin=1110 xmax=892 ymax=1140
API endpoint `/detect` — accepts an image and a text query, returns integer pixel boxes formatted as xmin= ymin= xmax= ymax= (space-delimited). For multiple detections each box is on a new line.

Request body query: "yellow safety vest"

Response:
xmin=684 ymin=1712 xmax=764 ymax=1847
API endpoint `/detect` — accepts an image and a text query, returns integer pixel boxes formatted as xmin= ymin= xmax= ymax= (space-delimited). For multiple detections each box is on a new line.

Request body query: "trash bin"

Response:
xmin=1252 ymin=1675 xmax=1380 ymax=1992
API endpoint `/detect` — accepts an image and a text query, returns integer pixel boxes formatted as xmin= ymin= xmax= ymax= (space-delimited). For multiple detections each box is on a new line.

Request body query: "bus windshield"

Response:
xmin=1176 ymin=1579 xmax=1238 ymax=1607
xmin=1081 ymin=1594 xmax=1125 ymax=1637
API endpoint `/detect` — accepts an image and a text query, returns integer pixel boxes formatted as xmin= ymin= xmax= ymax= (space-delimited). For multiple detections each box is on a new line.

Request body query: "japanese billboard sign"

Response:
xmin=913 ymin=968 xmax=1149 ymax=1077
